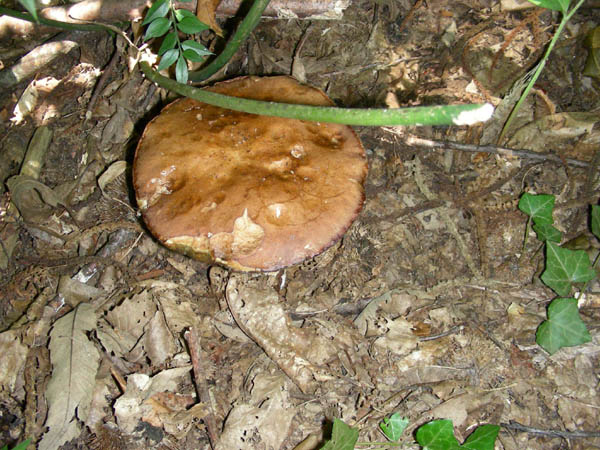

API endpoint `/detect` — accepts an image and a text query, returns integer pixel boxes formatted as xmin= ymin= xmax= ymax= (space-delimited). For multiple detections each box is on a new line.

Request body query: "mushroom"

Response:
xmin=133 ymin=76 xmax=367 ymax=271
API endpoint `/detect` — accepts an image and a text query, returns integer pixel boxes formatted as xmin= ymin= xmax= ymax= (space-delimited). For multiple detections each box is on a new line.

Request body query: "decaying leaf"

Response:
xmin=583 ymin=27 xmax=600 ymax=80
xmin=197 ymin=0 xmax=223 ymax=36
xmin=226 ymin=276 xmax=335 ymax=393
xmin=374 ymin=317 xmax=419 ymax=356
xmin=6 ymin=175 xmax=66 ymax=223
xmin=101 ymin=105 xmax=134 ymax=146
xmin=98 ymin=160 xmax=127 ymax=197
xmin=10 ymin=77 xmax=60 ymax=125
xmin=58 ymin=275 xmax=106 ymax=308
xmin=114 ymin=366 xmax=195 ymax=434
xmin=105 ymin=290 xmax=157 ymax=348
xmin=0 ymin=329 xmax=28 ymax=395
xmin=508 ymin=112 xmax=600 ymax=160
xmin=39 ymin=303 xmax=100 ymax=450
xmin=217 ymin=372 xmax=296 ymax=450
xmin=144 ymin=309 xmax=178 ymax=366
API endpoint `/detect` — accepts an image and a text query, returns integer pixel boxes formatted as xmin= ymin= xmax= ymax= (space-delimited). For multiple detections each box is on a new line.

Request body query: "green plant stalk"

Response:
xmin=0 ymin=6 xmax=113 ymax=33
xmin=141 ymin=61 xmax=492 ymax=126
xmin=498 ymin=0 xmax=586 ymax=143
xmin=189 ymin=0 xmax=271 ymax=82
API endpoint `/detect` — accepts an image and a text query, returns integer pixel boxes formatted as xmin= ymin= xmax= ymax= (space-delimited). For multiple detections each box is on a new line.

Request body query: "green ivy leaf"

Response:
xmin=144 ymin=17 xmax=172 ymax=40
xmin=541 ymin=242 xmax=596 ymax=296
xmin=532 ymin=223 xmax=562 ymax=243
xmin=18 ymin=0 xmax=38 ymax=22
xmin=177 ymin=16 xmax=210 ymax=34
xmin=591 ymin=205 xmax=600 ymax=240
xmin=416 ymin=420 xmax=461 ymax=450
xmin=462 ymin=425 xmax=500 ymax=450
xmin=158 ymin=32 xmax=178 ymax=56
xmin=536 ymin=298 xmax=591 ymax=354
xmin=175 ymin=8 xmax=196 ymax=21
xmin=157 ymin=48 xmax=179 ymax=71
xmin=518 ymin=193 xmax=555 ymax=225
xmin=142 ymin=0 xmax=169 ymax=25
xmin=320 ymin=419 xmax=359 ymax=450
xmin=379 ymin=413 xmax=408 ymax=442
xmin=175 ymin=55 xmax=188 ymax=84
xmin=526 ymin=0 xmax=570 ymax=13
xmin=2 ymin=440 xmax=31 ymax=450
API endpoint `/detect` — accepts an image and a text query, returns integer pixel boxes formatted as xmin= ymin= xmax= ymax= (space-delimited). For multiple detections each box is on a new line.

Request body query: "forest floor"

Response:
xmin=0 ymin=0 xmax=599 ymax=449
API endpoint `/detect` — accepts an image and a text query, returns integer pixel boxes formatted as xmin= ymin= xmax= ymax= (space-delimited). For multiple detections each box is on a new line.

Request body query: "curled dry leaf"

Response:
xmin=6 ymin=175 xmax=66 ymax=223
xmin=225 ymin=276 xmax=335 ymax=393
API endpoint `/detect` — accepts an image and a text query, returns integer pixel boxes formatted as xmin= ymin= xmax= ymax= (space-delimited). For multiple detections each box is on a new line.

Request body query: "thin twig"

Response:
xmin=392 ymin=133 xmax=591 ymax=168
xmin=419 ymin=325 xmax=464 ymax=341
xmin=501 ymin=421 xmax=600 ymax=439
xmin=184 ymin=328 xmax=219 ymax=449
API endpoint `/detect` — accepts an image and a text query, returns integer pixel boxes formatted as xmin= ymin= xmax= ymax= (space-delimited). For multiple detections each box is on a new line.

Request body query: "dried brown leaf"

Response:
xmin=144 ymin=310 xmax=178 ymax=366
xmin=39 ymin=303 xmax=100 ymax=450
xmin=197 ymin=0 xmax=223 ymax=36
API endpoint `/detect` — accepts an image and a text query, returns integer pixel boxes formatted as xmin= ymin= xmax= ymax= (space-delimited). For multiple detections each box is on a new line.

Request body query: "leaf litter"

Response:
xmin=0 ymin=0 xmax=599 ymax=449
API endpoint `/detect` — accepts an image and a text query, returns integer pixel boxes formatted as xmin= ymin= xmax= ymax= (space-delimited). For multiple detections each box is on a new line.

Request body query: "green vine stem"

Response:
xmin=0 ymin=6 xmax=113 ymax=33
xmin=189 ymin=0 xmax=271 ymax=82
xmin=141 ymin=61 xmax=493 ymax=126
xmin=498 ymin=0 xmax=586 ymax=143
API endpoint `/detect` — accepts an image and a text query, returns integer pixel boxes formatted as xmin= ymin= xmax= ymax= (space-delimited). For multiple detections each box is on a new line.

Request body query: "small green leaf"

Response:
xmin=157 ymin=48 xmax=179 ymax=71
xmin=518 ymin=193 xmax=555 ymax=225
xmin=532 ymin=223 xmax=562 ymax=243
xmin=158 ymin=32 xmax=178 ymax=56
xmin=142 ymin=0 xmax=169 ymax=25
xmin=144 ymin=17 xmax=172 ymax=40
xmin=541 ymin=242 xmax=596 ymax=296
xmin=3 ymin=440 xmax=31 ymax=450
xmin=182 ymin=49 xmax=205 ymax=62
xmin=181 ymin=39 xmax=212 ymax=55
xmin=380 ymin=413 xmax=408 ymax=442
xmin=591 ymin=205 xmax=600 ymax=240
xmin=175 ymin=55 xmax=188 ymax=84
xmin=462 ymin=425 xmax=500 ymax=450
xmin=174 ymin=8 xmax=196 ymax=21
xmin=320 ymin=419 xmax=359 ymax=450
xmin=18 ymin=0 xmax=38 ymax=22
xmin=177 ymin=16 xmax=210 ymax=34
xmin=526 ymin=0 xmax=570 ymax=13
xmin=416 ymin=420 xmax=461 ymax=450
xmin=181 ymin=40 xmax=212 ymax=61
xmin=536 ymin=298 xmax=591 ymax=354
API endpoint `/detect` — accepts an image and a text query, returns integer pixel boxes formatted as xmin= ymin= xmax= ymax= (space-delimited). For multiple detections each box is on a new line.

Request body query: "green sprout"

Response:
xmin=498 ymin=0 xmax=586 ymax=142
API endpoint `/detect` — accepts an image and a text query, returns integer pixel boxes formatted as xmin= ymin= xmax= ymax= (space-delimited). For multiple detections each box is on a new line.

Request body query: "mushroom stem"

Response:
xmin=140 ymin=61 xmax=494 ymax=127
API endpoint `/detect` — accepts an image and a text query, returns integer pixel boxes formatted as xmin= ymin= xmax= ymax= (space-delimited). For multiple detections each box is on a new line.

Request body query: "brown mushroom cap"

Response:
xmin=133 ymin=76 xmax=367 ymax=271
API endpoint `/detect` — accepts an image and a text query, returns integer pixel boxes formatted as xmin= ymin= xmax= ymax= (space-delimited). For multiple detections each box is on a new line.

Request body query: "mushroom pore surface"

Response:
xmin=133 ymin=76 xmax=367 ymax=271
